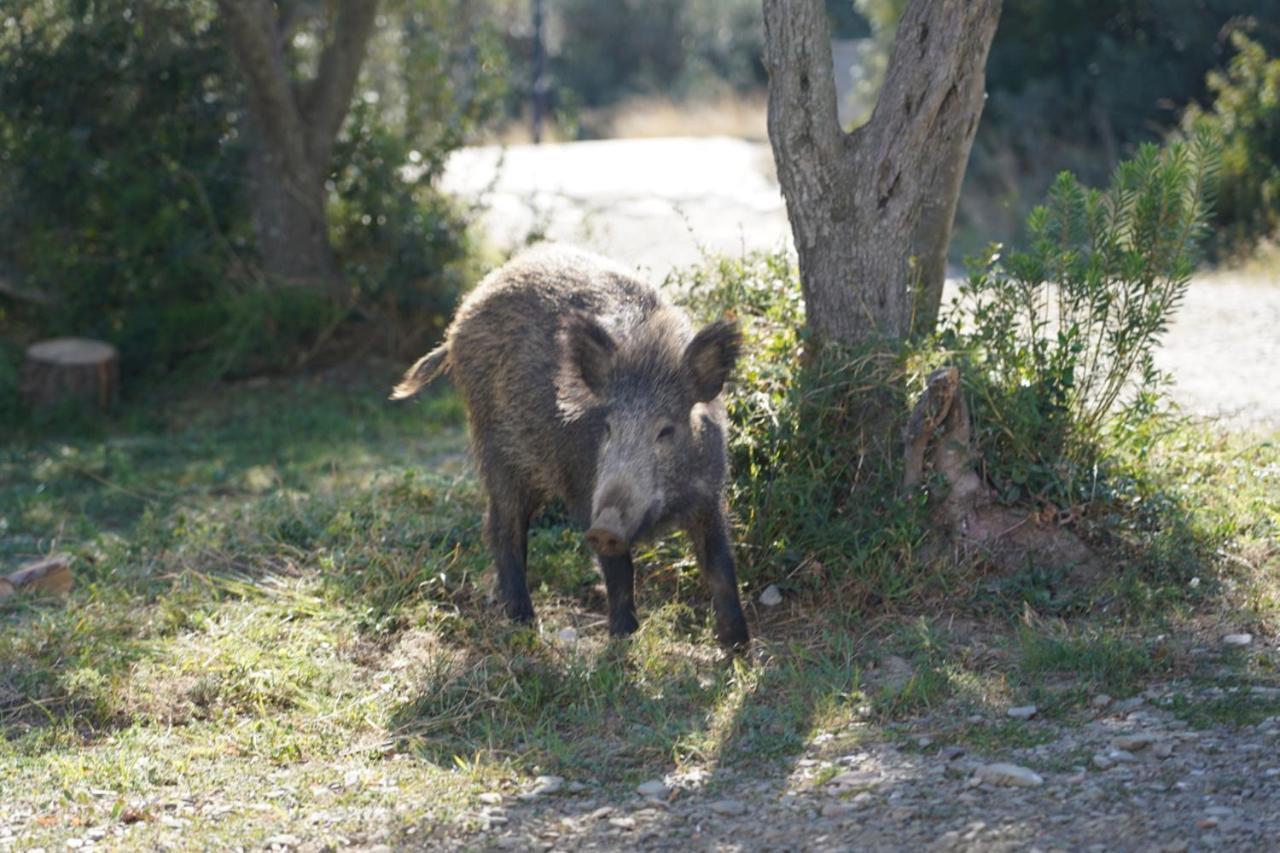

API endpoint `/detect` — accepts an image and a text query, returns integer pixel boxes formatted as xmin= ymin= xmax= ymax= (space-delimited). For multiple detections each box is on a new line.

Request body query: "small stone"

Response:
xmin=1153 ymin=741 xmax=1175 ymax=759
xmin=709 ymin=799 xmax=746 ymax=816
xmin=1198 ymin=817 xmax=1219 ymax=830
xmin=1106 ymin=749 xmax=1138 ymax=764
xmin=264 ymin=835 xmax=302 ymax=849
xmin=821 ymin=802 xmax=853 ymax=818
xmin=940 ymin=746 xmax=966 ymax=762
xmin=1091 ymin=694 xmax=1113 ymax=708
xmin=1007 ymin=705 xmax=1038 ymax=720
xmin=478 ymin=792 xmax=503 ymax=805
xmin=1113 ymin=697 xmax=1145 ymax=713
xmin=1222 ymin=633 xmax=1253 ymax=647
xmin=850 ymin=792 xmax=874 ymax=808
xmin=556 ymin=627 xmax=579 ymax=643
xmin=1111 ymin=734 xmax=1157 ymax=752
xmin=636 ymin=780 xmax=669 ymax=799
xmin=518 ymin=775 xmax=565 ymax=800
xmin=974 ymin=763 xmax=1044 ymax=787
xmin=759 ymin=584 xmax=783 ymax=607
xmin=1092 ymin=753 xmax=1114 ymax=770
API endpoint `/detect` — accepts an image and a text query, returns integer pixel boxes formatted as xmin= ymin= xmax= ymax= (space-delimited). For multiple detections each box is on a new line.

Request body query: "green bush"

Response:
xmin=0 ymin=0 xmax=502 ymax=380
xmin=675 ymin=254 xmax=928 ymax=602
xmin=0 ymin=0 xmax=243 ymax=375
xmin=1183 ymin=32 xmax=1280 ymax=257
xmin=940 ymin=129 xmax=1220 ymax=508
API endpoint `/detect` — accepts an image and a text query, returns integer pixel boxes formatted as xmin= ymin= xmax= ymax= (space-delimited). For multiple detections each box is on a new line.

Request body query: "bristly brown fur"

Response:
xmin=392 ymin=243 xmax=748 ymax=645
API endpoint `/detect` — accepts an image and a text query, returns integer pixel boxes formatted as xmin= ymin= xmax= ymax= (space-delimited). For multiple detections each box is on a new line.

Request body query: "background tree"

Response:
xmin=762 ymin=0 xmax=1002 ymax=348
xmin=216 ymin=0 xmax=379 ymax=288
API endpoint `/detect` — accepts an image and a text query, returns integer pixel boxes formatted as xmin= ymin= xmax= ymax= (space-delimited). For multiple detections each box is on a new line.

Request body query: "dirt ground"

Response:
xmin=442 ymin=137 xmax=1280 ymax=430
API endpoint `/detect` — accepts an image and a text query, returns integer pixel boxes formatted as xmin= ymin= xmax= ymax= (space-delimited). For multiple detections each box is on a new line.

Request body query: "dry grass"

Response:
xmin=492 ymin=93 xmax=768 ymax=144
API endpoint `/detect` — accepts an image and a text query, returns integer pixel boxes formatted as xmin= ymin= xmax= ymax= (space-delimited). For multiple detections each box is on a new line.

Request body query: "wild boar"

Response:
xmin=391 ymin=244 xmax=748 ymax=646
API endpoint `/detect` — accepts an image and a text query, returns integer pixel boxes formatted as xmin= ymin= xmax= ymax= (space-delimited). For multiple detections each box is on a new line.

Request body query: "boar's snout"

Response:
xmin=586 ymin=507 xmax=629 ymax=555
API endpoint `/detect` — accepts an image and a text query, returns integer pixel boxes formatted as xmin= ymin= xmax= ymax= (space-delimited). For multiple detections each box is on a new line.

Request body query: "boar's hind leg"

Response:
xmin=484 ymin=492 xmax=534 ymax=624
xmin=597 ymin=552 xmax=639 ymax=637
xmin=688 ymin=510 xmax=749 ymax=648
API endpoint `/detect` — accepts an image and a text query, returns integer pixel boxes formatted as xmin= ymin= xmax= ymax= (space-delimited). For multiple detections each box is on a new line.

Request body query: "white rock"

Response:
xmin=1153 ymin=741 xmax=1175 ymax=759
xmin=759 ymin=584 xmax=783 ymax=606
xmin=974 ymin=763 xmax=1044 ymax=787
xmin=1222 ymin=633 xmax=1253 ymax=646
xmin=1090 ymin=694 xmax=1113 ymax=708
xmin=478 ymin=792 xmax=503 ymax=805
xmin=636 ymin=780 xmax=670 ymax=799
xmin=556 ymin=627 xmax=579 ymax=643
xmin=264 ymin=835 xmax=302 ymax=849
xmin=1007 ymin=705 xmax=1038 ymax=720
xmin=1092 ymin=753 xmax=1114 ymax=770
xmin=518 ymin=775 xmax=564 ymax=800
xmin=1106 ymin=749 xmax=1138 ymax=764
xmin=709 ymin=799 xmax=746 ymax=816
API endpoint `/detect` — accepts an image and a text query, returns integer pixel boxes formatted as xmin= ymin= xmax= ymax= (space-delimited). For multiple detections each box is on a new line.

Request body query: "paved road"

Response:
xmin=442 ymin=137 xmax=1280 ymax=428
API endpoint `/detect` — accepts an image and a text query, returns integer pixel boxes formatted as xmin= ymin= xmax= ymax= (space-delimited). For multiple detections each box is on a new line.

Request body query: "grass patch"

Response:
xmin=0 ymin=267 xmax=1276 ymax=847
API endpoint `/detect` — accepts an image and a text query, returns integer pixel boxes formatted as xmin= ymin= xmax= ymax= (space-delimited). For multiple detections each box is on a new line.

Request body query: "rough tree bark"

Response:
xmin=762 ymin=0 xmax=1001 ymax=346
xmin=216 ymin=0 xmax=378 ymax=288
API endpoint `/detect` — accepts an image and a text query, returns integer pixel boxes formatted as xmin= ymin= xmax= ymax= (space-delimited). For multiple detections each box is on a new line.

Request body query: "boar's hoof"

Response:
xmin=504 ymin=597 xmax=535 ymax=624
xmin=716 ymin=615 xmax=750 ymax=650
xmin=608 ymin=610 xmax=639 ymax=638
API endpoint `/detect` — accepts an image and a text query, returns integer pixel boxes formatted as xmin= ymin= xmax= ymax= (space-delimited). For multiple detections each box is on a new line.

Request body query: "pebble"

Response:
xmin=709 ymin=799 xmax=746 ymax=816
xmin=1111 ymin=734 xmax=1157 ymax=752
xmin=1222 ymin=633 xmax=1253 ymax=647
xmin=1007 ymin=705 xmax=1038 ymax=720
xmin=479 ymin=792 xmax=503 ymax=805
xmin=940 ymin=746 xmax=966 ymax=761
xmin=635 ymin=780 xmax=670 ymax=799
xmin=1153 ymin=741 xmax=1175 ymax=759
xmin=264 ymin=835 xmax=302 ymax=849
xmin=759 ymin=584 xmax=783 ymax=606
xmin=1107 ymin=749 xmax=1138 ymax=764
xmin=974 ymin=763 xmax=1044 ymax=787
xmin=1091 ymin=693 xmax=1113 ymax=708
xmin=1113 ymin=697 xmax=1145 ymax=713
xmin=518 ymin=775 xmax=564 ymax=800
xmin=556 ymin=627 xmax=579 ymax=643
xmin=1092 ymin=753 xmax=1115 ymax=770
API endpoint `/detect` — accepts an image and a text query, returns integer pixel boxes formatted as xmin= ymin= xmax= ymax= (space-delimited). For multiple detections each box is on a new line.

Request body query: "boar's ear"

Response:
xmin=560 ymin=312 xmax=616 ymax=397
xmin=684 ymin=319 xmax=741 ymax=402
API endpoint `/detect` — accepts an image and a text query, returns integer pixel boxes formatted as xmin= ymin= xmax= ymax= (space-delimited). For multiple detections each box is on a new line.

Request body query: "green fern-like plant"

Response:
xmin=943 ymin=126 xmax=1221 ymax=507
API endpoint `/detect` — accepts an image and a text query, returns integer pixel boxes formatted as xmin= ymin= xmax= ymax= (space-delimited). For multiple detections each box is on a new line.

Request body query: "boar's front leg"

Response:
xmin=597 ymin=551 xmax=639 ymax=637
xmin=687 ymin=509 xmax=749 ymax=648
xmin=484 ymin=492 xmax=534 ymax=624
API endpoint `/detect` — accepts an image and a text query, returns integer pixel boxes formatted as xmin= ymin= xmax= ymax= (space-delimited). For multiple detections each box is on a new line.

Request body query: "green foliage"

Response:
xmin=552 ymin=0 xmax=764 ymax=109
xmin=1183 ymin=32 xmax=1280 ymax=256
xmin=959 ymin=2 xmax=1275 ymax=256
xmin=0 ymin=0 xmax=244 ymax=374
xmin=0 ymin=0 xmax=500 ymax=379
xmin=941 ymin=130 xmax=1220 ymax=507
xmin=676 ymin=253 xmax=928 ymax=600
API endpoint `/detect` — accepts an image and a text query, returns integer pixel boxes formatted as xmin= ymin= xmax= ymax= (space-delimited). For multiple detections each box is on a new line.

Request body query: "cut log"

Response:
xmin=0 ymin=554 xmax=74 ymax=600
xmin=20 ymin=338 xmax=119 ymax=412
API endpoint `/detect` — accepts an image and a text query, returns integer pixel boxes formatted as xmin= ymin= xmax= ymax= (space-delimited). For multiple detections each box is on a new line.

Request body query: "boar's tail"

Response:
xmin=389 ymin=343 xmax=450 ymax=400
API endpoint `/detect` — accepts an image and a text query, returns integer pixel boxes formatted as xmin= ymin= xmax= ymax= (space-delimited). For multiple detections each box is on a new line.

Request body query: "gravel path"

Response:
xmin=437 ymin=681 xmax=1280 ymax=851
xmin=442 ymin=138 xmax=1280 ymax=429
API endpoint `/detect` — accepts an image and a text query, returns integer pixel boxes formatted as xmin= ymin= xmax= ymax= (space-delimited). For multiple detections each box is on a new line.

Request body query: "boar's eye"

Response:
xmin=656 ymin=424 xmax=675 ymax=443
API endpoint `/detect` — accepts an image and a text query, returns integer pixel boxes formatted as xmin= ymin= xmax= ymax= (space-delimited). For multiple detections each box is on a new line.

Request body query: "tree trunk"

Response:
xmin=763 ymin=0 xmax=1001 ymax=346
xmin=217 ymin=0 xmax=378 ymax=289
xmin=246 ymin=137 xmax=337 ymax=285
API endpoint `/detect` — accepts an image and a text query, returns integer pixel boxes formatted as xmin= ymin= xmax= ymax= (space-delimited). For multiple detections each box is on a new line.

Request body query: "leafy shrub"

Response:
xmin=676 ymin=254 xmax=928 ymax=601
xmin=0 ymin=0 xmax=502 ymax=379
xmin=940 ymin=129 xmax=1221 ymax=508
xmin=0 ymin=0 xmax=243 ymax=375
xmin=1183 ymin=32 xmax=1280 ymax=257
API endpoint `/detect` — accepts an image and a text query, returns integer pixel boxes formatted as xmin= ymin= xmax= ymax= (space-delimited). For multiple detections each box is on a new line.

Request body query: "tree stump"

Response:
xmin=20 ymin=338 xmax=119 ymax=412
